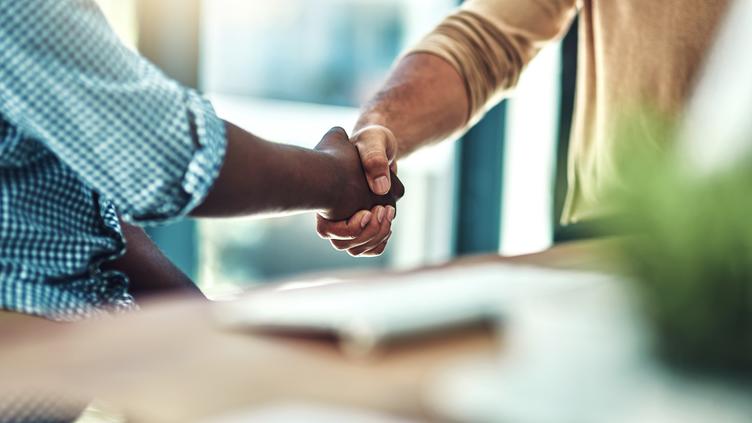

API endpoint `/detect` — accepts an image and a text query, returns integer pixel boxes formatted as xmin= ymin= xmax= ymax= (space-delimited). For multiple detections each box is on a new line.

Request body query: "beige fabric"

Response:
xmin=410 ymin=0 xmax=731 ymax=223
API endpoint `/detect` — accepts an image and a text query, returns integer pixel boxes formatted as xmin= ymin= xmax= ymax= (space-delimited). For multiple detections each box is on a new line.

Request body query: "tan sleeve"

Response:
xmin=409 ymin=0 xmax=578 ymax=126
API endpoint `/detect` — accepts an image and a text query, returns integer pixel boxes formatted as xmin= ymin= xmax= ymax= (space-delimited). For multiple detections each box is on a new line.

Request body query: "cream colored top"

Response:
xmin=410 ymin=0 xmax=730 ymax=223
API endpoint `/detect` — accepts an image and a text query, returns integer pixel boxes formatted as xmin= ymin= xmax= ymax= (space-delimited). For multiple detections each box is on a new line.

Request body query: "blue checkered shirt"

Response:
xmin=0 ymin=0 xmax=227 ymax=321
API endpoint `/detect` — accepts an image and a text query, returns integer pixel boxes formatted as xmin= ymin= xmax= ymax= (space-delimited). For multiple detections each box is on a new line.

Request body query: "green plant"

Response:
xmin=610 ymin=114 xmax=752 ymax=377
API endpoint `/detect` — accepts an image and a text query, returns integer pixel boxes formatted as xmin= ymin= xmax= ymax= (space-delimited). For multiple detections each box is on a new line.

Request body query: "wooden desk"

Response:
xmin=0 ymin=239 xmax=615 ymax=422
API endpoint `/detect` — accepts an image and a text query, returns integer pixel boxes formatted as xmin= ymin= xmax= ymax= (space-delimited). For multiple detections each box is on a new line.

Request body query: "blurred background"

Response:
xmin=94 ymin=0 xmax=572 ymax=296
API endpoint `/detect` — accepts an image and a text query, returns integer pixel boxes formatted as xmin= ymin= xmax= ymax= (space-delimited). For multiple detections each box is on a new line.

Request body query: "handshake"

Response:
xmin=314 ymin=125 xmax=404 ymax=257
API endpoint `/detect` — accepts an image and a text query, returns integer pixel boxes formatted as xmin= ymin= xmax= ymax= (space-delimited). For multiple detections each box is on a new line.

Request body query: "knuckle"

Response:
xmin=361 ymin=153 xmax=389 ymax=173
xmin=328 ymin=126 xmax=348 ymax=137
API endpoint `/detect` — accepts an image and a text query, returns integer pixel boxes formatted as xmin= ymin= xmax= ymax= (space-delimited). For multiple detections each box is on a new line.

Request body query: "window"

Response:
xmin=198 ymin=0 xmax=457 ymax=294
xmin=92 ymin=0 xmax=566 ymax=292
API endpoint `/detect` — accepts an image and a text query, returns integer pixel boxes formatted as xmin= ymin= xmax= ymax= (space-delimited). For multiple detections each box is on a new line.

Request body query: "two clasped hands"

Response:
xmin=314 ymin=124 xmax=403 ymax=257
xmin=191 ymin=120 xmax=408 ymax=258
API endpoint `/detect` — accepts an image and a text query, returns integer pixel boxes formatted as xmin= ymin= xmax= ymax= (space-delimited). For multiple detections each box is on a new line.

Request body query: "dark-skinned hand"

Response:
xmin=315 ymin=127 xmax=404 ymax=221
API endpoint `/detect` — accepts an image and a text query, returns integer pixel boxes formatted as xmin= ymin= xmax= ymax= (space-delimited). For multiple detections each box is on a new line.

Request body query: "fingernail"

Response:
xmin=373 ymin=176 xmax=389 ymax=195
xmin=376 ymin=207 xmax=386 ymax=223
xmin=360 ymin=212 xmax=372 ymax=229
xmin=386 ymin=206 xmax=396 ymax=222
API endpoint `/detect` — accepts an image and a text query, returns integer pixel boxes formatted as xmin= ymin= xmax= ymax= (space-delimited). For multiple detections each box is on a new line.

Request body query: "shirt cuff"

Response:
xmin=181 ymin=91 xmax=228 ymax=216
xmin=129 ymin=91 xmax=227 ymax=225
xmin=406 ymin=10 xmax=532 ymax=128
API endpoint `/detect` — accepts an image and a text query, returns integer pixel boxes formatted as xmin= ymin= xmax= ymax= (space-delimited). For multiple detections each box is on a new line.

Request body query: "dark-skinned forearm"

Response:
xmin=103 ymin=222 xmax=205 ymax=302
xmin=355 ymin=53 xmax=469 ymax=158
xmin=191 ymin=122 xmax=339 ymax=218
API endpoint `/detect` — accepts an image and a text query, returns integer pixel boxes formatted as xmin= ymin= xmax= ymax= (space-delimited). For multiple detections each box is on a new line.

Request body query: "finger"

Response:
xmin=315 ymin=126 xmax=349 ymax=149
xmin=330 ymin=207 xmax=388 ymax=250
xmin=330 ymin=222 xmax=383 ymax=251
xmin=349 ymin=230 xmax=392 ymax=257
xmin=347 ymin=214 xmax=392 ymax=256
xmin=390 ymin=161 xmax=398 ymax=174
xmin=362 ymin=244 xmax=387 ymax=257
xmin=316 ymin=215 xmax=354 ymax=241
xmin=329 ymin=239 xmax=351 ymax=252
xmin=353 ymin=126 xmax=398 ymax=195
xmin=316 ymin=210 xmax=371 ymax=240
xmin=360 ymin=235 xmax=391 ymax=257
xmin=357 ymin=141 xmax=391 ymax=195
xmin=385 ymin=205 xmax=396 ymax=222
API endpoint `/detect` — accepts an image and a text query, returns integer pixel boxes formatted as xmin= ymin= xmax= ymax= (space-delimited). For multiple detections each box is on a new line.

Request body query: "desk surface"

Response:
xmin=0 ymin=239 xmax=615 ymax=422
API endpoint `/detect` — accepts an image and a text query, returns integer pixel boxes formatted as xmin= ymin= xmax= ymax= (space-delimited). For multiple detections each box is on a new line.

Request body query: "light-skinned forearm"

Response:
xmin=354 ymin=53 xmax=470 ymax=158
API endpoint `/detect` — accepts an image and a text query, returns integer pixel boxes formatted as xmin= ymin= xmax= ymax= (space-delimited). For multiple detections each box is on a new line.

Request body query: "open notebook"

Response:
xmin=216 ymin=263 xmax=614 ymax=355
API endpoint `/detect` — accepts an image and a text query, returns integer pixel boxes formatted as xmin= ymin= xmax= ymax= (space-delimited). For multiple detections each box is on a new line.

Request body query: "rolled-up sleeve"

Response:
xmin=0 ymin=0 xmax=226 ymax=224
xmin=408 ymin=0 xmax=578 ymax=127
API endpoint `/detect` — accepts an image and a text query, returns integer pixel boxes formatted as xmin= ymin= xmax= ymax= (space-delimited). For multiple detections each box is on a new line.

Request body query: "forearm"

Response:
xmin=104 ymin=222 xmax=205 ymax=302
xmin=355 ymin=53 xmax=469 ymax=159
xmin=355 ymin=0 xmax=576 ymax=158
xmin=191 ymin=122 xmax=339 ymax=218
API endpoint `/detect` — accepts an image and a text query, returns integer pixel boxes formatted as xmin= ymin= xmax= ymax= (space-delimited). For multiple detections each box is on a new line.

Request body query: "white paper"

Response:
xmin=216 ymin=264 xmax=613 ymax=354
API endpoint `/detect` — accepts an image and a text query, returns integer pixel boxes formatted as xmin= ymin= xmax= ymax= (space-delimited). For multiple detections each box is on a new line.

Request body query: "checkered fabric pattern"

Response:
xmin=0 ymin=391 xmax=88 ymax=423
xmin=0 ymin=0 xmax=227 ymax=321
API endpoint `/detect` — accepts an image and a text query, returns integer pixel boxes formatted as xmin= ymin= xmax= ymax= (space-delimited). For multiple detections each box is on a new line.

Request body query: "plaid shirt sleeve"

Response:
xmin=0 ymin=0 xmax=227 ymax=224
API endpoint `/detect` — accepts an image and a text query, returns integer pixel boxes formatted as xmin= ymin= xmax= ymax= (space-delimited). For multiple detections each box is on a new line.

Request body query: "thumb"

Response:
xmin=353 ymin=126 xmax=397 ymax=195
